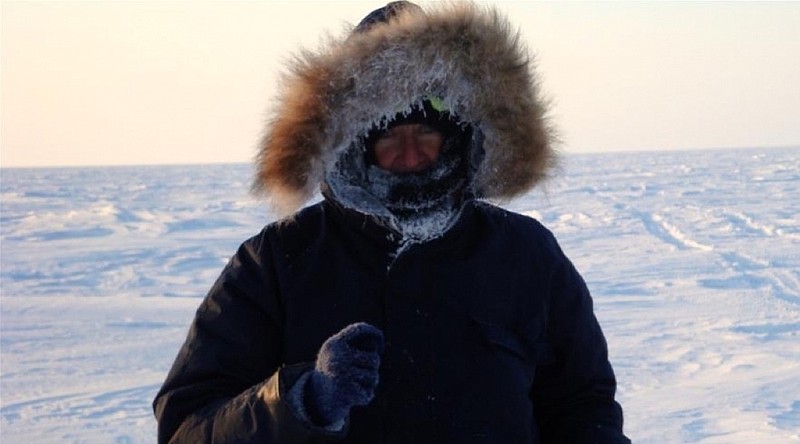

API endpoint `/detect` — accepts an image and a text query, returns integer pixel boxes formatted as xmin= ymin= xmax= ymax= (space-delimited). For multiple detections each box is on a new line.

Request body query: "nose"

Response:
xmin=372 ymin=123 xmax=443 ymax=172
xmin=396 ymin=136 xmax=431 ymax=172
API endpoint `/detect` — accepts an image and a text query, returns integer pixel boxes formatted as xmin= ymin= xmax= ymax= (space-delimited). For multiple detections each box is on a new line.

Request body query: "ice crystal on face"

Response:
xmin=363 ymin=155 xmax=464 ymax=244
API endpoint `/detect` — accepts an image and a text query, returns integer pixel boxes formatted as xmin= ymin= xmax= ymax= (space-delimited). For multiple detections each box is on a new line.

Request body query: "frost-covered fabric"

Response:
xmin=362 ymin=156 xmax=464 ymax=242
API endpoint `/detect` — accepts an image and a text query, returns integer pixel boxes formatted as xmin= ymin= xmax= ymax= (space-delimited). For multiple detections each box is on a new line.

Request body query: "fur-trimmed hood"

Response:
xmin=254 ymin=2 xmax=555 ymax=215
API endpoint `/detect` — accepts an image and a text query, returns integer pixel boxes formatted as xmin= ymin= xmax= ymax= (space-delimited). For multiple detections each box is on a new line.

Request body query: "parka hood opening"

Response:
xmin=323 ymin=97 xmax=483 ymax=243
xmin=254 ymin=1 xmax=556 ymax=221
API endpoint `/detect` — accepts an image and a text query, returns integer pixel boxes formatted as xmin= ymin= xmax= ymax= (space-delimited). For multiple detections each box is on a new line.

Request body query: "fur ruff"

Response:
xmin=254 ymin=2 xmax=555 ymax=215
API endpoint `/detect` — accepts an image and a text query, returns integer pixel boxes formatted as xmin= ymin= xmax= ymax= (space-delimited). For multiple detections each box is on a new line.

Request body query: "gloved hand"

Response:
xmin=304 ymin=322 xmax=384 ymax=426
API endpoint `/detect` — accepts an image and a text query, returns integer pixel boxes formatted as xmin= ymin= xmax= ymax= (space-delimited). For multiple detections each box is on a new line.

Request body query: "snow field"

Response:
xmin=2 ymin=147 xmax=798 ymax=442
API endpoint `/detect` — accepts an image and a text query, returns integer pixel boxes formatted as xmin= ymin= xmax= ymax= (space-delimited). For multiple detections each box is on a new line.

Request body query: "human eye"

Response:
xmin=374 ymin=130 xmax=399 ymax=151
xmin=417 ymin=124 xmax=437 ymax=135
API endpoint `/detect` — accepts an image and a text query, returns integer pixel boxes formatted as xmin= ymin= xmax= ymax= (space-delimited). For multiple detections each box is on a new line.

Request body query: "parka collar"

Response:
xmin=321 ymin=188 xmax=481 ymax=257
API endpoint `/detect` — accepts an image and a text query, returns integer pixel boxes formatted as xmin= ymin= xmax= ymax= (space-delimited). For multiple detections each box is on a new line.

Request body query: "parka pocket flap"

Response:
xmin=474 ymin=321 xmax=553 ymax=364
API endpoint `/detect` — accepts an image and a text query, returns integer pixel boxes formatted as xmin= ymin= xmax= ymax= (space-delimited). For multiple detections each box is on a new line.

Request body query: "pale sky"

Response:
xmin=2 ymin=1 xmax=799 ymax=168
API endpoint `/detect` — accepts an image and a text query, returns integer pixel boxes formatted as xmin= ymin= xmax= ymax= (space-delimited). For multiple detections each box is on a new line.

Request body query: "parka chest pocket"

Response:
xmin=471 ymin=319 xmax=554 ymax=370
xmin=448 ymin=318 xmax=554 ymax=440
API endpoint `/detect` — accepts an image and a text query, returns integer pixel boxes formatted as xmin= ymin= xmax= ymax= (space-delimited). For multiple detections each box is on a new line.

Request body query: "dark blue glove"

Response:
xmin=304 ymin=322 xmax=384 ymax=425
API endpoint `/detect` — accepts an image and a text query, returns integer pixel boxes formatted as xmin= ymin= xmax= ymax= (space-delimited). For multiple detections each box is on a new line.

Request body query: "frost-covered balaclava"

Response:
xmin=325 ymin=97 xmax=478 ymax=243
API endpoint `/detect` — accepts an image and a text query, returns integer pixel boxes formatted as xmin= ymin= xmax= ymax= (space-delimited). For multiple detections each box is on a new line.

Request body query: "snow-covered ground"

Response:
xmin=1 ymin=147 xmax=798 ymax=443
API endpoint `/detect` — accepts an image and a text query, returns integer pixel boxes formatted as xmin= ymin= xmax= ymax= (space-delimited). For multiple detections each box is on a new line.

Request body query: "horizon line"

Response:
xmin=1 ymin=144 xmax=798 ymax=170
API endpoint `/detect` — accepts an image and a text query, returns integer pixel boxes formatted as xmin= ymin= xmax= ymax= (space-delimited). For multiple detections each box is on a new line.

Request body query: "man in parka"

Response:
xmin=153 ymin=2 xmax=630 ymax=443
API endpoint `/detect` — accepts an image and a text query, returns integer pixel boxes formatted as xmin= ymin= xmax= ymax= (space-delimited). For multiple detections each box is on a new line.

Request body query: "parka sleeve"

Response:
xmin=531 ymin=238 xmax=631 ymax=444
xmin=152 ymin=231 xmax=346 ymax=443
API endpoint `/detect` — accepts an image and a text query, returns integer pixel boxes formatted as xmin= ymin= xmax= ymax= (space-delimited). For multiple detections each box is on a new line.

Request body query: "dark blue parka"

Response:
xmin=154 ymin=2 xmax=629 ymax=443
xmin=154 ymin=198 xmax=627 ymax=443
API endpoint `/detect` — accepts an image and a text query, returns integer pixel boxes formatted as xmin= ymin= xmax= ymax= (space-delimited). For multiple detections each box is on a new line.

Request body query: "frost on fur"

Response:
xmin=253 ymin=2 xmax=554 ymax=216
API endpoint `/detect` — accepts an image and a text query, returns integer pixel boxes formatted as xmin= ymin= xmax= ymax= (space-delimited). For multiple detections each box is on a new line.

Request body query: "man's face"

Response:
xmin=373 ymin=124 xmax=443 ymax=173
